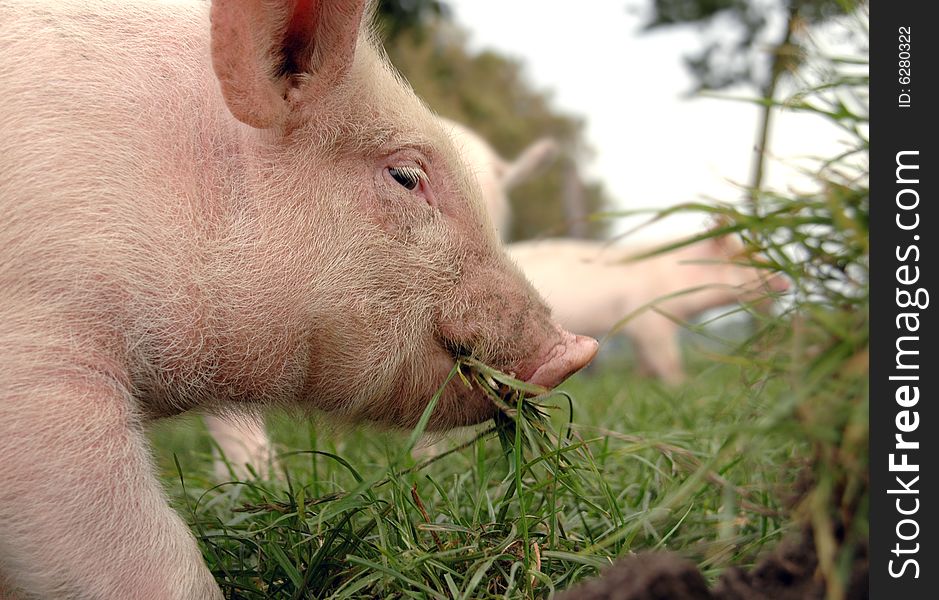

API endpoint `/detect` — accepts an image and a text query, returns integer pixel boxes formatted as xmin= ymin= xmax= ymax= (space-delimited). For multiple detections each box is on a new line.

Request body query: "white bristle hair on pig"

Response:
xmin=0 ymin=1 xmax=598 ymax=597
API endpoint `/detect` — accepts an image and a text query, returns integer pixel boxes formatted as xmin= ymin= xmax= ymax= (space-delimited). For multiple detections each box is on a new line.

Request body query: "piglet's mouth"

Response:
xmin=425 ymin=329 xmax=597 ymax=431
xmin=441 ymin=338 xmax=474 ymax=364
xmin=439 ymin=328 xmax=598 ymax=391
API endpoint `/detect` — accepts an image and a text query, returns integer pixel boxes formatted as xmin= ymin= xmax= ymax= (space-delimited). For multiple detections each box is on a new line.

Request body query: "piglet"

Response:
xmin=509 ymin=237 xmax=788 ymax=385
xmin=0 ymin=1 xmax=597 ymax=597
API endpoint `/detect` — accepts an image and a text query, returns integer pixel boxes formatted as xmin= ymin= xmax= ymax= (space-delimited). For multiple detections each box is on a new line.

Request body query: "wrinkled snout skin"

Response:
xmin=509 ymin=238 xmax=788 ymax=386
xmin=0 ymin=1 xmax=595 ymax=597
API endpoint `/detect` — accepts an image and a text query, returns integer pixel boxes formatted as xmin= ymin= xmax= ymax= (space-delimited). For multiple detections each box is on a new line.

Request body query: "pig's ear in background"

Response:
xmin=501 ymin=138 xmax=560 ymax=190
xmin=210 ymin=0 xmax=366 ymax=129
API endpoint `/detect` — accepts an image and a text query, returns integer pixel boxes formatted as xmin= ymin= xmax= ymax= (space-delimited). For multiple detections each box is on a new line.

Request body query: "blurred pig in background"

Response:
xmin=508 ymin=237 xmax=790 ymax=385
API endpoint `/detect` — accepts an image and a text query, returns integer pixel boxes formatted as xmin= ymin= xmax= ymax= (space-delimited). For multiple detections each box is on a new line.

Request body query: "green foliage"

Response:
xmin=374 ymin=0 xmax=449 ymax=44
xmin=609 ymin=14 xmax=870 ymax=594
xmin=154 ymin=352 xmax=804 ymax=598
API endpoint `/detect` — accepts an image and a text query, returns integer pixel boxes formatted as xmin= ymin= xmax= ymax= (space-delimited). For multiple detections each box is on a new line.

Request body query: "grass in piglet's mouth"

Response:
xmin=393 ymin=355 xmax=583 ymax=486
xmin=456 ymin=357 xmax=577 ymax=459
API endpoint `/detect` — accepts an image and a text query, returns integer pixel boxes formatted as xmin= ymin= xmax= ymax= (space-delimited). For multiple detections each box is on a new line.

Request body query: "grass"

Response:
xmin=150 ymin=337 xmax=812 ymax=599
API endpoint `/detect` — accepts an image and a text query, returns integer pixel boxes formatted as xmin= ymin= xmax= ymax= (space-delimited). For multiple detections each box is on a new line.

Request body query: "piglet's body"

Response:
xmin=509 ymin=238 xmax=788 ymax=385
xmin=0 ymin=1 xmax=596 ymax=597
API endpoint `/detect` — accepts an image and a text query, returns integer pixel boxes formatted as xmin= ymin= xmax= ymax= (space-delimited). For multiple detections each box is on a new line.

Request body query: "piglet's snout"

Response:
xmin=522 ymin=327 xmax=599 ymax=389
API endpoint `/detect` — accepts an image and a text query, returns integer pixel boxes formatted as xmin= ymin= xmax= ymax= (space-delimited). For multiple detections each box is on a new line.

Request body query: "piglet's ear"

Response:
xmin=502 ymin=138 xmax=559 ymax=190
xmin=211 ymin=0 xmax=366 ymax=129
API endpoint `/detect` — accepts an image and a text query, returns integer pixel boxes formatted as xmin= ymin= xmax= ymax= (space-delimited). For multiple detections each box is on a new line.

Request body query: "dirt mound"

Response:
xmin=556 ymin=530 xmax=868 ymax=600
xmin=554 ymin=553 xmax=710 ymax=600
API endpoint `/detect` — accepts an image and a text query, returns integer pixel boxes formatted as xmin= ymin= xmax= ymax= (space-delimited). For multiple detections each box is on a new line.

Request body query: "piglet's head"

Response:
xmin=208 ymin=0 xmax=597 ymax=430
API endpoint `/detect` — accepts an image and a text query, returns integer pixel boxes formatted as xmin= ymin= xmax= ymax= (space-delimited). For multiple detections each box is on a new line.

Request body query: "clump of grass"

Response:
xmin=160 ymin=358 xmax=615 ymax=598
xmin=715 ymin=19 xmax=869 ymax=598
xmin=154 ymin=344 xmax=800 ymax=598
xmin=595 ymin=11 xmax=869 ymax=596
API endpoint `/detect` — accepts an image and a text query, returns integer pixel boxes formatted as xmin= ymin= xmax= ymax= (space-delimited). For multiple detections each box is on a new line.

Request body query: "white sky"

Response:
xmin=447 ymin=0 xmax=855 ymax=240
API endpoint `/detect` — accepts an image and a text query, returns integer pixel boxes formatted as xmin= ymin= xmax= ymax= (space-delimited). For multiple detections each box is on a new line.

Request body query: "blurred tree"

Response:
xmin=641 ymin=0 xmax=859 ymax=199
xmin=376 ymin=0 xmax=612 ymax=240
xmin=374 ymin=0 xmax=449 ymax=44
xmin=642 ymin=0 xmax=852 ymax=92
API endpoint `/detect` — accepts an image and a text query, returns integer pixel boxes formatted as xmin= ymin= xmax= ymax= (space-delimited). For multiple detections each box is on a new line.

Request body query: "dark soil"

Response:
xmin=554 ymin=553 xmax=711 ymax=600
xmin=556 ymin=530 xmax=868 ymax=600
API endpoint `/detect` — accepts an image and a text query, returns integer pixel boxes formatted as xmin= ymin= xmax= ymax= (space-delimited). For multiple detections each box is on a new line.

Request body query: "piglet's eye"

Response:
xmin=388 ymin=166 xmax=425 ymax=191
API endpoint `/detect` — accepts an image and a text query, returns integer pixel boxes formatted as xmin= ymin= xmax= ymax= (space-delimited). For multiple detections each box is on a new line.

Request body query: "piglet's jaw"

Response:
xmin=520 ymin=326 xmax=599 ymax=389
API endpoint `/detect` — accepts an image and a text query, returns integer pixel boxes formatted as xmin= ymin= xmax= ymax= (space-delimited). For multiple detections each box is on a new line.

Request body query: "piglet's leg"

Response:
xmin=204 ymin=413 xmax=273 ymax=480
xmin=0 ymin=374 xmax=221 ymax=600
xmin=630 ymin=317 xmax=687 ymax=387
